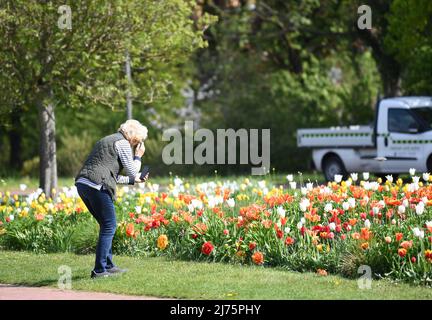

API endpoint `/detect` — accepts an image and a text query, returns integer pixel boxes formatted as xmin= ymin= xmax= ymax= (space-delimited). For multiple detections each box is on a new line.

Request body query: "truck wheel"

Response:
xmin=427 ymin=155 xmax=432 ymax=173
xmin=323 ymin=155 xmax=347 ymax=182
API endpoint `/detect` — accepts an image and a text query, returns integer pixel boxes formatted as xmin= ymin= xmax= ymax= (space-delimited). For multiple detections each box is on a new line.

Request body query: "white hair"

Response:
xmin=118 ymin=119 xmax=148 ymax=143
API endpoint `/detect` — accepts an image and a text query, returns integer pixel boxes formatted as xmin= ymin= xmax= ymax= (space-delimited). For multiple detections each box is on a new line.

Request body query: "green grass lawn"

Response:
xmin=0 ymin=251 xmax=431 ymax=299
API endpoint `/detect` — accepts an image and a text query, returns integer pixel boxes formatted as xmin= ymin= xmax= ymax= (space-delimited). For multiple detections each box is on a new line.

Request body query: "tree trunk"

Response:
xmin=38 ymin=97 xmax=57 ymax=198
xmin=125 ymin=50 xmax=133 ymax=119
xmin=8 ymin=107 xmax=22 ymax=171
xmin=382 ymin=73 xmax=402 ymax=97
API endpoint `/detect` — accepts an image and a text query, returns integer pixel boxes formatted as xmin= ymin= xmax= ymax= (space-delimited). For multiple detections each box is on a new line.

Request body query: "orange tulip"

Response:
xmin=395 ymin=233 xmax=403 ymax=242
xmin=425 ymin=250 xmax=432 ymax=263
xmin=400 ymin=240 xmax=413 ymax=250
xmin=316 ymin=269 xmax=328 ymax=276
xmin=252 ymin=251 xmax=264 ymax=265
xmin=361 ymin=242 xmax=369 ymax=250
xmin=126 ymin=223 xmax=135 ymax=238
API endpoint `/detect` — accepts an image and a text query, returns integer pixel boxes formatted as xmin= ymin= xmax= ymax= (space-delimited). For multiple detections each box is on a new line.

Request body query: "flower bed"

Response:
xmin=1 ymin=173 xmax=432 ymax=285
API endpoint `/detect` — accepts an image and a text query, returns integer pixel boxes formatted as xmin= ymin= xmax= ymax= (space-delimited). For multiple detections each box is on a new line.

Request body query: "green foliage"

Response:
xmin=21 ymin=157 xmax=40 ymax=178
xmin=57 ymin=130 xmax=95 ymax=177
xmin=386 ymin=0 xmax=432 ymax=94
xmin=193 ymin=1 xmax=380 ymax=172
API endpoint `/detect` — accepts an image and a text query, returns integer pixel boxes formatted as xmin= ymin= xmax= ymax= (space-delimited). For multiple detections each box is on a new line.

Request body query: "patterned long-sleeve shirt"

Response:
xmin=76 ymin=139 xmax=142 ymax=190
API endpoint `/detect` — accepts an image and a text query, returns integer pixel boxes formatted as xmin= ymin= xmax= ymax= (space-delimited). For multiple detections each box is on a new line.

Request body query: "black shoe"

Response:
xmin=106 ymin=266 xmax=128 ymax=274
xmin=91 ymin=270 xmax=116 ymax=279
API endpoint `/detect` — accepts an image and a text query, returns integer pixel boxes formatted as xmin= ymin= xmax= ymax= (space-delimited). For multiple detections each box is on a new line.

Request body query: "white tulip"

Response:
xmin=348 ymin=197 xmax=356 ymax=208
xmin=350 ymin=173 xmax=358 ymax=182
xmin=324 ymin=203 xmax=333 ymax=212
xmin=409 ymin=168 xmax=416 ymax=176
xmin=403 ymin=199 xmax=409 ymax=207
xmin=334 ymin=174 xmax=343 ymax=183
xmin=299 ymin=199 xmax=310 ymax=212
xmin=174 ymin=177 xmax=183 ymax=187
xmin=215 ymin=196 xmax=224 ymax=205
xmin=289 ymin=182 xmax=297 ymax=190
xmin=385 ymin=175 xmax=393 ymax=183
xmin=226 ymin=198 xmax=235 ymax=208
xmin=301 ymin=187 xmax=308 ymax=195
xmin=412 ymin=227 xmax=424 ymax=238
xmin=342 ymin=202 xmax=350 ymax=211
xmin=423 ymin=173 xmax=430 ymax=182
xmin=192 ymin=199 xmax=203 ymax=210
xmin=284 ymin=227 xmax=291 ymax=233
xmin=364 ymin=219 xmax=371 ymax=229
xmin=398 ymin=205 xmax=406 ymax=214
xmin=329 ymin=222 xmax=336 ymax=231
xmin=362 ymin=172 xmax=370 ymax=180
xmin=286 ymin=174 xmax=294 ymax=182
xmin=416 ymin=203 xmax=425 ymax=215
xmin=207 ymin=197 xmax=216 ymax=209
xmin=19 ymin=184 xmax=27 ymax=191
xmin=276 ymin=206 xmax=286 ymax=218
xmin=9 ymin=214 xmax=14 ymax=221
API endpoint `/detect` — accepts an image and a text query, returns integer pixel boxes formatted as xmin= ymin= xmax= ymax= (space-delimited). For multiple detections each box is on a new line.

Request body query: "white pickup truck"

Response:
xmin=297 ymin=97 xmax=432 ymax=181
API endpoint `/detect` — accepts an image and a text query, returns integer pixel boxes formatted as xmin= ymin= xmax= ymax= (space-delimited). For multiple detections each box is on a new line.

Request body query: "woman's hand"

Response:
xmin=135 ymin=172 xmax=149 ymax=183
xmin=135 ymin=142 xmax=145 ymax=158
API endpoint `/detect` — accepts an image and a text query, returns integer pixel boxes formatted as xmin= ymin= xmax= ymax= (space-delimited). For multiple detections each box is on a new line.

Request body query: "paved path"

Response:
xmin=0 ymin=284 xmax=172 ymax=300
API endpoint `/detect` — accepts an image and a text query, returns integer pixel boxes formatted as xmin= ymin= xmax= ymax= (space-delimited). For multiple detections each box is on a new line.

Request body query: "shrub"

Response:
xmin=57 ymin=130 xmax=95 ymax=177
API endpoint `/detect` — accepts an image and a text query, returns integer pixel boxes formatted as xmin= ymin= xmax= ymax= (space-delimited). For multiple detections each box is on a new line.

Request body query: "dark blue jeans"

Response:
xmin=76 ymin=183 xmax=117 ymax=273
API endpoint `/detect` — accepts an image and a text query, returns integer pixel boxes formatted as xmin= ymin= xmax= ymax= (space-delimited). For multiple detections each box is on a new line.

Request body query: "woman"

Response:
xmin=75 ymin=119 xmax=149 ymax=278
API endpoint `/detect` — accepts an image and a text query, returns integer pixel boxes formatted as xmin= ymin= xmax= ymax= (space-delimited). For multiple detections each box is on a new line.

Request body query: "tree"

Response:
xmin=385 ymin=0 xmax=432 ymax=94
xmin=0 ymin=0 xmax=212 ymax=196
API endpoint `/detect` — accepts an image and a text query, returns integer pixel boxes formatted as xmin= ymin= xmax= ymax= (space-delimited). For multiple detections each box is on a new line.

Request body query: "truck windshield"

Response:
xmin=411 ymin=107 xmax=432 ymax=131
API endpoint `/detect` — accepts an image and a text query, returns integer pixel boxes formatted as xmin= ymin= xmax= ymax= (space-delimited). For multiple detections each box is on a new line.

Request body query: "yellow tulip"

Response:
xmin=157 ymin=234 xmax=169 ymax=250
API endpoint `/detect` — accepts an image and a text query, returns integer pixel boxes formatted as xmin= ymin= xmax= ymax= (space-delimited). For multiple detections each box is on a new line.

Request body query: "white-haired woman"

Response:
xmin=75 ymin=119 xmax=149 ymax=278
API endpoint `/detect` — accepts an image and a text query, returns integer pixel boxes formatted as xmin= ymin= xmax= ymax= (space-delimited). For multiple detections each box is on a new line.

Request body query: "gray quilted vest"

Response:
xmin=75 ymin=132 xmax=128 ymax=200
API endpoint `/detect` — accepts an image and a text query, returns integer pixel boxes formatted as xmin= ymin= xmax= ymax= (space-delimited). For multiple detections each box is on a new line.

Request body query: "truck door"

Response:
xmin=379 ymin=108 xmax=423 ymax=172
